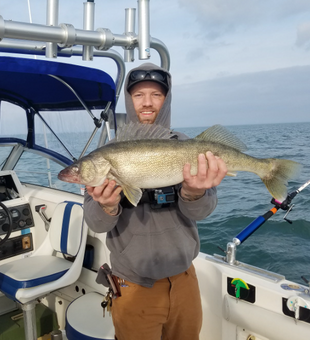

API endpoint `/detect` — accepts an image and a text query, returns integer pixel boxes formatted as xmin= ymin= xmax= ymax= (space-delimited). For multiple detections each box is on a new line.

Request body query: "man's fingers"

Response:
xmin=91 ymin=179 xmax=109 ymax=199
xmin=101 ymin=180 xmax=119 ymax=199
xmin=213 ymin=156 xmax=228 ymax=186
xmin=206 ymin=153 xmax=227 ymax=187
xmin=205 ymin=151 xmax=219 ymax=177
xmin=215 ymin=156 xmax=227 ymax=176
xmin=181 ymin=151 xmax=227 ymax=198
xmin=197 ymin=153 xmax=207 ymax=179
xmin=112 ymin=185 xmax=123 ymax=201
xmin=183 ymin=162 xmax=192 ymax=181
xmin=85 ymin=185 xmax=94 ymax=195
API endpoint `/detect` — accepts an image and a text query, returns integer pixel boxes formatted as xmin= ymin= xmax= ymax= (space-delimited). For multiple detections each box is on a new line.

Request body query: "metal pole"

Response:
xmin=83 ymin=0 xmax=95 ymax=61
xmin=137 ymin=0 xmax=150 ymax=59
xmin=46 ymin=0 xmax=59 ymax=58
xmin=150 ymin=37 xmax=170 ymax=70
xmin=22 ymin=302 xmax=37 ymax=340
xmin=226 ymin=242 xmax=237 ymax=265
xmin=0 ymin=16 xmax=170 ymax=66
xmin=124 ymin=8 xmax=136 ymax=62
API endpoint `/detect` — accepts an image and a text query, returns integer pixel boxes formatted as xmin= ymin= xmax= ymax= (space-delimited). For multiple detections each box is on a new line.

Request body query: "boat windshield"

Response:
xmin=0 ymin=101 xmax=107 ymax=195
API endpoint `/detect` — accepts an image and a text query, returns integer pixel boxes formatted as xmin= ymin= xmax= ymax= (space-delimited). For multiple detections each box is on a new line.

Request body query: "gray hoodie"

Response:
xmin=84 ymin=62 xmax=218 ymax=287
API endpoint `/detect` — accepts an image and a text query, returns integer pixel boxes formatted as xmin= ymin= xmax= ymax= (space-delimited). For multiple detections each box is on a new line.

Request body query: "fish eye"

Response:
xmin=72 ymin=165 xmax=79 ymax=173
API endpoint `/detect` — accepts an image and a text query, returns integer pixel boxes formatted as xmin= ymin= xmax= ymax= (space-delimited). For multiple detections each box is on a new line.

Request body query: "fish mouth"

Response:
xmin=58 ymin=169 xmax=81 ymax=183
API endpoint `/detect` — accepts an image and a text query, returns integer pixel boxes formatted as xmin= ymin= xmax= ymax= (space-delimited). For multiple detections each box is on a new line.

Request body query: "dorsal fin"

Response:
xmin=195 ymin=125 xmax=247 ymax=152
xmin=116 ymin=122 xmax=176 ymax=141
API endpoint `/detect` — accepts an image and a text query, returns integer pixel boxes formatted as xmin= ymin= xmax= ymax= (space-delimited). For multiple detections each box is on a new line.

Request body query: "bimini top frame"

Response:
xmin=0 ymin=0 xmax=170 ymax=70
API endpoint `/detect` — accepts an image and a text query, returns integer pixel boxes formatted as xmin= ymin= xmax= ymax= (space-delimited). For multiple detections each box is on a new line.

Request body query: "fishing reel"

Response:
xmin=270 ymin=196 xmax=295 ymax=224
xmin=271 ymin=179 xmax=310 ymax=224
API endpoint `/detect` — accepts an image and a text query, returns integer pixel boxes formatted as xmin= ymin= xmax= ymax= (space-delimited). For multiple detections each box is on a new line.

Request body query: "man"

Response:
xmin=84 ymin=63 xmax=227 ymax=340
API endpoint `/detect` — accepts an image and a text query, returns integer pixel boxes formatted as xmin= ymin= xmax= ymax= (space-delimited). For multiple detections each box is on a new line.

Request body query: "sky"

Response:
xmin=1 ymin=0 xmax=310 ymax=128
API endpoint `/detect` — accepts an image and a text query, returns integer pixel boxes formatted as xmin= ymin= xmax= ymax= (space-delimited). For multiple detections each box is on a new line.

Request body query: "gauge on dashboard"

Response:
xmin=10 ymin=209 xmax=20 ymax=222
xmin=0 ymin=203 xmax=34 ymax=236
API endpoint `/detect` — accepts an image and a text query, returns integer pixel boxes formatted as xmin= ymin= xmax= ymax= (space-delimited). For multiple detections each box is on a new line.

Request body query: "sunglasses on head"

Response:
xmin=130 ymin=70 xmax=168 ymax=84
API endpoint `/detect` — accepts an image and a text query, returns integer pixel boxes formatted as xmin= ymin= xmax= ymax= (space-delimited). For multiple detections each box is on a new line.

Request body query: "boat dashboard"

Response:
xmin=0 ymin=170 xmax=34 ymax=260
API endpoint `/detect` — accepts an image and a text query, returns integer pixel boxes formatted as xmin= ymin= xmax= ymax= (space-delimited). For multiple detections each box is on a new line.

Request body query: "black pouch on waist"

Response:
xmin=96 ymin=263 xmax=112 ymax=288
xmin=96 ymin=263 xmax=122 ymax=297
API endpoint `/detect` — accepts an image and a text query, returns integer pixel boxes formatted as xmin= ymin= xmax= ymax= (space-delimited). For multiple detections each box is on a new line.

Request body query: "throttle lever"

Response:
xmin=35 ymin=204 xmax=51 ymax=231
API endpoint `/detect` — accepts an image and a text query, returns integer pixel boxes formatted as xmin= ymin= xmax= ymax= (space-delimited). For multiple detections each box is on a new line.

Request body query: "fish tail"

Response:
xmin=260 ymin=159 xmax=302 ymax=201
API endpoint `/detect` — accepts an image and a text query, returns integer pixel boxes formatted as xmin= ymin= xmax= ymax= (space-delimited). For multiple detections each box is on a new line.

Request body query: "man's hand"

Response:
xmin=180 ymin=151 xmax=227 ymax=201
xmin=86 ymin=179 xmax=123 ymax=215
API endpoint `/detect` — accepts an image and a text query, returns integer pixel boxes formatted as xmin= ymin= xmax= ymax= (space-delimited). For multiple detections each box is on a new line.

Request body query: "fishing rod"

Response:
xmin=233 ymin=178 xmax=310 ymax=245
xmin=223 ymin=179 xmax=310 ymax=265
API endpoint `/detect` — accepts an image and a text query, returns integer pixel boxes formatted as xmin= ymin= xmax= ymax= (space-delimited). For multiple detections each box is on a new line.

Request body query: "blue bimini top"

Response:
xmin=0 ymin=56 xmax=116 ymax=112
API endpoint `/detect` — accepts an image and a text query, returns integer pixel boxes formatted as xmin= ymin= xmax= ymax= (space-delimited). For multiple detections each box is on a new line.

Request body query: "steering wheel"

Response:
xmin=0 ymin=202 xmax=13 ymax=246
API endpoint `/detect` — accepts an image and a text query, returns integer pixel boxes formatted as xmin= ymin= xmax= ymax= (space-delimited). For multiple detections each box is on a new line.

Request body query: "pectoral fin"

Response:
xmin=108 ymin=168 xmax=143 ymax=207
xmin=122 ymin=184 xmax=143 ymax=207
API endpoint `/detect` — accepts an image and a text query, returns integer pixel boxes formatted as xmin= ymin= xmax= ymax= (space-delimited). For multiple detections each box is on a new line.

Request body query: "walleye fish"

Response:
xmin=58 ymin=123 xmax=301 ymax=206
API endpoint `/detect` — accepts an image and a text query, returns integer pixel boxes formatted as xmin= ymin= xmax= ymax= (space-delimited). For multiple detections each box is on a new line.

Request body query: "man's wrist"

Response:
xmin=180 ymin=188 xmax=205 ymax=201
xmin=99 ymin=203 xmax=119 ymax=216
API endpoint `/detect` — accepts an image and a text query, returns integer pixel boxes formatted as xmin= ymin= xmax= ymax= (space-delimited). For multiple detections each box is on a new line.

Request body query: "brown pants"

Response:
xmin=112 ymin=264 xmax=202 ymax=340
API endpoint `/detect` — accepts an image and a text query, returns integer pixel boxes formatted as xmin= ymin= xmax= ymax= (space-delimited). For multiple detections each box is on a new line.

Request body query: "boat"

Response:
xmin=0 ymin=1 xmax=310 ymax=339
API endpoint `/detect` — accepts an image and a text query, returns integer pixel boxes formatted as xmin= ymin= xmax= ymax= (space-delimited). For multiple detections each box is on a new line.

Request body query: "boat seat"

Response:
xmin=65 ymin=292 xmax=115 ymax=340
xmin=0 ymin=201 xmax=88 ymax=340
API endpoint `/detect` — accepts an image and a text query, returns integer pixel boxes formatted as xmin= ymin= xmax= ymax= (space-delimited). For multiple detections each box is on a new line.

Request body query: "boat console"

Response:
xmin=0 ymin=170 xmax=34 ymax=260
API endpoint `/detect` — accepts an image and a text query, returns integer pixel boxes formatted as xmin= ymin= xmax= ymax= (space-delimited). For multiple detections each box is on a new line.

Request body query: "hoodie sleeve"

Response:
xmin=83 ymin=191 xmax=121 ymax=233
xmin=177 ymin=187 xmax=218 ymax=221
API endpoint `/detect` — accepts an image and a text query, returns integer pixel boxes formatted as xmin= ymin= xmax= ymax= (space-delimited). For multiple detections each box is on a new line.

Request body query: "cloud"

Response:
xmin=178 ymin=0 xmax=310 ymax=40
xmin=178 ymin=0 xmax=260 ymax=39
xmin=171 ymin=65 xmax=310 ymax=127
xmin=296 ymin=22 xmax=310 ymax=50
xmin=185 ymin=48 xmax=209 ymax=64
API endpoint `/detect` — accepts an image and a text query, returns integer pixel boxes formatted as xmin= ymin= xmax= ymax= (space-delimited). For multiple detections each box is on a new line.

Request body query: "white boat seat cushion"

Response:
xmin=50 ymin=201 xmax=84 ymax=256
xmin=0 ymin=256 xmax=71 ymax=301
xmin=65 ymin=292 xmax=114 ymax=340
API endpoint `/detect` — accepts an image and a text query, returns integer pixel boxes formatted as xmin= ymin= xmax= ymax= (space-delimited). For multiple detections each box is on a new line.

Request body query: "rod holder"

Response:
xmin=225 ymin=241 xmax=238 ymax=265
xmin=83 ymin=0 xmax=95 ymax=61
xmin=137 ymin=0 xmax=150 ymax=59
xmin=46 ymin=0 xmax=59 ymax=58
xmin=124 ymin=8 xmax=136 ymax=62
